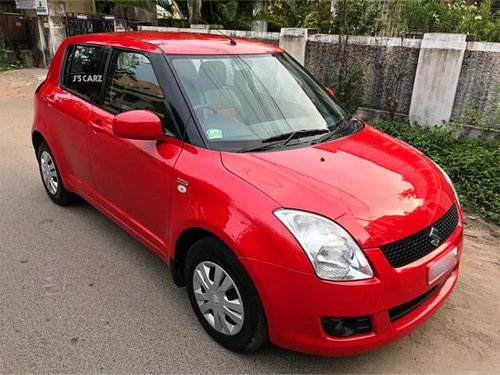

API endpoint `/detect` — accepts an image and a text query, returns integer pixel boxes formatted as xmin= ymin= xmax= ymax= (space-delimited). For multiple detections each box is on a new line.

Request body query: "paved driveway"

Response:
xmin=0 ymin=69 xmax=499 ymax=373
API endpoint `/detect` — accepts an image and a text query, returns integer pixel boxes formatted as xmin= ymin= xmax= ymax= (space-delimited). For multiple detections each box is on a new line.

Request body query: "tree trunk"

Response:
xmin=188 ymin=0 xmax=202 ymax=24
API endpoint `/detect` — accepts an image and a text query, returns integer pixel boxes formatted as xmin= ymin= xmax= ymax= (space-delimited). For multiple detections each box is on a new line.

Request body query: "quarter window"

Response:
xmin=104 ymin=51 xmax=166 ymax=119
xmin=63 ymin=45 xmax=107 ymax=103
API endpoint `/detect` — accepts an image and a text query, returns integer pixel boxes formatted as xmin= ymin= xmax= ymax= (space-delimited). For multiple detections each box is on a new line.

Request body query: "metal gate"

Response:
xmin=65 ymin=13 xmax=115 ymax=37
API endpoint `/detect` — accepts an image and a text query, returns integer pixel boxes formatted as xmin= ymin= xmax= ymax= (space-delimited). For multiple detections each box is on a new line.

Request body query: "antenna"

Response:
xmin=198 ymin=18 xmax=237 ymax=46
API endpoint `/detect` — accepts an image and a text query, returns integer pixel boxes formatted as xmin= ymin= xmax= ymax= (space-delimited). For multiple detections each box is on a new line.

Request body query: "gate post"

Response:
xmin=409 ymin=33 xmax=468 ymax=126
xmin=279 ymin=28 xmax=309 ymax=66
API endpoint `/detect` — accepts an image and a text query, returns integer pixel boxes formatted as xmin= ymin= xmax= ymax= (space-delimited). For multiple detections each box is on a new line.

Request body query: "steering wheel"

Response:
xmin=193 ymin=104 xmax=217 ymax=120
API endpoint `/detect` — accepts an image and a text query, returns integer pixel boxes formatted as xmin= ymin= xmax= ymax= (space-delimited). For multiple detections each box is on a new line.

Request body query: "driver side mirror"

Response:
xmin=326 ymin=87 xmax=335 ymax=97
xmin=113 ymin=110 xmax=163 ymax=140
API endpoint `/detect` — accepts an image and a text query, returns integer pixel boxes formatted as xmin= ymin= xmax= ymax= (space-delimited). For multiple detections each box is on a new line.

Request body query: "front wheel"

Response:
xmin=37 ymin=142 xmax=76 ymax=206
xmin=185 ymin=237 xmax=268 ymax=353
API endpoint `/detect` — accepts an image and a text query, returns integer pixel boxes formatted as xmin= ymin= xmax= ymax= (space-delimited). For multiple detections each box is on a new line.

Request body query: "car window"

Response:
xmin=63 ymin=45 xmax=107 ymax=103
xmin=104 ymin=50 xmax=166 ymax=119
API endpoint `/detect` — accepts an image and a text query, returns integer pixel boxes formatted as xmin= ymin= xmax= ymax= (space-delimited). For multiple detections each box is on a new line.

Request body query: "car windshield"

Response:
xmin=169 ymin=53 xmax=354 ymax=152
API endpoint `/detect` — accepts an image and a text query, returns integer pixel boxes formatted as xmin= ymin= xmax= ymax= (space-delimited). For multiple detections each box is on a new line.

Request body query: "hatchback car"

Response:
xmin=32 ymin=32 xmax=463 ymax=356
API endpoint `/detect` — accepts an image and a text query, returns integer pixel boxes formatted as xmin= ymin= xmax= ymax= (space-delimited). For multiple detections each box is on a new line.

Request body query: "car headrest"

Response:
xmin=174 ymin=59 xmax=198 ymax=84
xmin=198 ymin=61 xmax=227 ymax=91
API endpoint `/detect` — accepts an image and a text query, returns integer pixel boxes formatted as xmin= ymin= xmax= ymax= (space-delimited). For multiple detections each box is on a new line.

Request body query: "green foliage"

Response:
xmin=331 ymin=0 xmax=383 ymax=36
xmin=112 ymin=0 xmax=156 ymax=12
xmin=334 ymin=68 xmax=364 ymax=113
xmin=0 ymin=29 xmax=19 ymax=72
xmin=211 ymin=0 xmax=256 ymax=30
xmin=0 ymin=55 xmax=9 ymax=72
xmin=373 ymin=120 xmax=500 ymax=224
xmin=172 ymin=0 xmax=257 ymax=30
xmin=261 ymin=0 xmax=332 ymax=32
xmin=488 ymin=84 xmax=500 ymax=128
xmin=465 ymin=104 xmax=487 ymax=129
xmin=324 ymin=1 xmax=383 ymax=113
xmin=113 ymin=0 xmax=255 ymax=30
xmin=463 ymin=84 xmax=500 ymax=130
xmin=389 ymin=0 xmax=500 ymax=42
xmin=0 ymin=29 xmax=6 ymax=71
xmin=262 ymin=0 xmax=382 ymax=35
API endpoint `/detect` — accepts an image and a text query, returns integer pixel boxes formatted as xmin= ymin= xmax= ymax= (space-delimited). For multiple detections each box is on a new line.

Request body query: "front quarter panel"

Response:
xmin=169 ymin=143 xmax=313 ymax=275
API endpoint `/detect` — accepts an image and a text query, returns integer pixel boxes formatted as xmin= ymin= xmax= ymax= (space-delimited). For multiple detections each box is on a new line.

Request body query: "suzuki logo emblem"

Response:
xmin=429 ymin=227 xmax=441 ymax=247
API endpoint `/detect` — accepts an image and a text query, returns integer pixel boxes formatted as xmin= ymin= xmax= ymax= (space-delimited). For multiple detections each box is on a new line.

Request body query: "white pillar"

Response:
xmin=279 ymin=28 xmax=308 ymax=66
xmin=409 ymin=33 xmax=468 ymax=126
xmin=252 ymin=1 xmax=267 ymax=32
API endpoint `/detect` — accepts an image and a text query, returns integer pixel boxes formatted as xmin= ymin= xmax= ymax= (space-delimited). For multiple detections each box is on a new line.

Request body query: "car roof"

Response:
xmin=63 ymin=32 xmax=283 ymax=55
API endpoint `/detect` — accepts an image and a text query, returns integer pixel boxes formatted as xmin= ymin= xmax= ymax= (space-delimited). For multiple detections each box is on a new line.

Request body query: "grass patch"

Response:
xmin=373 ymin=120 xmax=500 ymax=225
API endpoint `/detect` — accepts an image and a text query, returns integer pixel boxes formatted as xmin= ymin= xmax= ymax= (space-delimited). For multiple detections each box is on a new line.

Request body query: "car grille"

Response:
xmin=380 ymin=205 xmax=459 ymax=268
xmin=389 ymin=282 xmax=443 ymax=321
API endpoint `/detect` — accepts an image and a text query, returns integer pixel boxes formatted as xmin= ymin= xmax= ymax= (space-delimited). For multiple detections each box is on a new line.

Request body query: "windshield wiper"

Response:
xmin=311 ymin=117 xmax=360 ymax=145
xmin=264 ymin=129 xmax=329 ymax=144
xmin=241 ymin=129 xmax=329 ymax=153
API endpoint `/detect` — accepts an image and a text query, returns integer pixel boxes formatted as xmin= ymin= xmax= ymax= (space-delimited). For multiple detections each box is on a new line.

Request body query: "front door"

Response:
xmin=87 ymin=49 xmax=183 ymax=253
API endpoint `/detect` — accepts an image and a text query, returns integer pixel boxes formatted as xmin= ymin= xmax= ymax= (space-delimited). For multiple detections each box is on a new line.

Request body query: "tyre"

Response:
xmin=185 ymin=237 xmax=268 ymax=353
xmin=37 ymin=142 xmax=76 ymax=206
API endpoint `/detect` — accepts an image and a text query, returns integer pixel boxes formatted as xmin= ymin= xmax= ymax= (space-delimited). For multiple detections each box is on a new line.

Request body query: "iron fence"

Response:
xmin=65 ymin=13 xmax=115 ymax=37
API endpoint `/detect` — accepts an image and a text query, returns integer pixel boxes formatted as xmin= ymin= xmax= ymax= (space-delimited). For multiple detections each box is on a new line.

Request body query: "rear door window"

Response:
xmin=104 ymin=50 xmax=166 ymax=119
xmin=62 ymin=44 xmax=107 ymax=103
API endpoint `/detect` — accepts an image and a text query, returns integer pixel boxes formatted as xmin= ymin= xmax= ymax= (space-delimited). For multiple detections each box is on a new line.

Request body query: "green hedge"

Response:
xmin=373 ymin=120 xmax=500 ymax=224
xmin=0 ymin=29 xmax=7 ymax=72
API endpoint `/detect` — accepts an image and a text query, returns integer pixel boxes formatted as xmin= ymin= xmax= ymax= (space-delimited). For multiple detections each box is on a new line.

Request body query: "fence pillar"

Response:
xmin=409 ymin=33 xmax=468 ymax=126
xmin=279 ymin=28 xmax=309 ymax=65
xmin=252 ymin=1 xmax=268 ymax=32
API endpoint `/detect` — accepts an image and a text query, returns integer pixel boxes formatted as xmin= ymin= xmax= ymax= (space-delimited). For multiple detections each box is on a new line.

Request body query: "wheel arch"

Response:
xmin=170 ymin=227 xmax=215 ymax=287
xmin=32 ymin=130 xmax=46 ymax=153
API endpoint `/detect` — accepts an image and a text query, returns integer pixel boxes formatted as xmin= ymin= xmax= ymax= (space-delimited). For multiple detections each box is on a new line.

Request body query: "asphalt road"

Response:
xmin=0 ymin=69 xmax=499 ymax=373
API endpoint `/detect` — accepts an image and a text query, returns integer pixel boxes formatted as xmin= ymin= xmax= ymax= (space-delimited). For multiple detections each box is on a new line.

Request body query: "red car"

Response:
xmin=32 ymin=32 xmax=463 ymax=356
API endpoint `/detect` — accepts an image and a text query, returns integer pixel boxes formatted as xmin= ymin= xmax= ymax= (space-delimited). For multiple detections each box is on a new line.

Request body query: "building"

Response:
xmin=0 ymin=0 xmax=157 ymax=67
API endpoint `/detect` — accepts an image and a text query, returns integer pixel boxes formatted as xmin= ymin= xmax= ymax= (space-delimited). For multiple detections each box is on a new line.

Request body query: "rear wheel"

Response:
xmin=185 ymin=237 xmax=268 ymax=353
xmin=37 ymin=142 xmax=76 ymax=206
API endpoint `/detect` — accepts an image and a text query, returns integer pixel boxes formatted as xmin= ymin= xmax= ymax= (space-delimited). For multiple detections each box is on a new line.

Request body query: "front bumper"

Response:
xmin=240 ymin=220 xmax=463 ymax=356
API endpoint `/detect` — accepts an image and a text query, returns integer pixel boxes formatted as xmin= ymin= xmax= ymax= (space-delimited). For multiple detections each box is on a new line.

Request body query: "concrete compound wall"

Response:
xmin=452 ymin=42 xmax=500 ymax=127
xmin=305 ymin=34 xmax=421 ymax=118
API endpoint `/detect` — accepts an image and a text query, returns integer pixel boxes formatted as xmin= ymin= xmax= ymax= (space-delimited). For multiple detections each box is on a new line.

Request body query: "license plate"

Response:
xmin=427 ymin=247 xmax=457 ymax=284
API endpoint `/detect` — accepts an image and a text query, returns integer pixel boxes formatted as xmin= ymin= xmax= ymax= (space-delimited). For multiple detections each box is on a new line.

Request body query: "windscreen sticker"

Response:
xmin=206 ymin=128 xmax=223 ymax=140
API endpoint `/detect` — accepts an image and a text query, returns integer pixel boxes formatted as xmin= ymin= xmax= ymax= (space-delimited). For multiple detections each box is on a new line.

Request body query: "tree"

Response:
xmin=113 ymin=0 xmax=256 ymax=30
xmin=261 ymin=0 xmax=333 ymax=32
xmin=111 ymin=0 xmax=196 ymax=22
xmin=188 ymin=0 xmax=202 ymax=24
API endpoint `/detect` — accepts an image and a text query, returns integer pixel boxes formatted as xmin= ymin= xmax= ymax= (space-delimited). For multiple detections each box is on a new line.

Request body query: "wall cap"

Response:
xmin=308 ymin=33 xmax=422 ymax=48
xmin=467 ymin=41 xmax=500 ymax=52
xmin=423 ymin=33 xmax=469 ymax=42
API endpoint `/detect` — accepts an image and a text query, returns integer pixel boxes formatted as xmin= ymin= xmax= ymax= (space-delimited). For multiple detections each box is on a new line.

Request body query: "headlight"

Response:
xmin=432 ymin=161 xmax=460 ymax=207
xmin=274 ymin=209 xmax=373 ymax=281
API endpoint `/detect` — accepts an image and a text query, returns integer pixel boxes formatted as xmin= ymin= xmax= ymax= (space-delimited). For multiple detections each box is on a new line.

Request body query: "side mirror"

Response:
xmin=326 ymin=87 xmax=335 ymax=97
xmin=113 ymin=110 xmax=163 ymax=140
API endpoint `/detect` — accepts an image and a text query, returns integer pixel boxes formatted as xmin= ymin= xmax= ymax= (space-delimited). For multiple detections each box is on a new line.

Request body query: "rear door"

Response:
xmin=86 ymin=49 xmax=183 ymax=252
xmin=50 ymin=44 xmax=108 ymax=197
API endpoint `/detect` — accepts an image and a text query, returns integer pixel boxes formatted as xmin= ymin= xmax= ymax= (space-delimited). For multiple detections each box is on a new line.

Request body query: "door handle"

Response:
xmin=88 ymin=119 xmax=104 ymax=133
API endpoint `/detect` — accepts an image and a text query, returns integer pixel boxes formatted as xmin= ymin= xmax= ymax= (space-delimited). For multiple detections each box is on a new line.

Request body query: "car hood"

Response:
xmin=221 ymin=125 xmax=456 ymax=248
